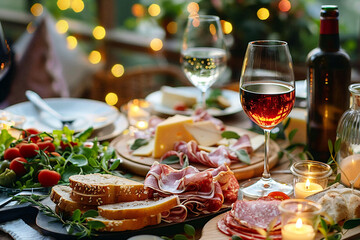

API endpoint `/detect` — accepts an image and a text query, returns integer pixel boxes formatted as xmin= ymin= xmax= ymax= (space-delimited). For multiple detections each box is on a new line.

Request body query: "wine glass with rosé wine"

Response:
xmin=181 ymin=14 xmax=227 ymax=110
xmin=239 ymin=40 xmax=295 ymax=199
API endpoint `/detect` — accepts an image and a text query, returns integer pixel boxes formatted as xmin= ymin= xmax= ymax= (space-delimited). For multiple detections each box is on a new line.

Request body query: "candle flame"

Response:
xmin=296 ymin=218 xmax=303 ymax=228
xmin=305 ymin=179 xmax=310 ymax=190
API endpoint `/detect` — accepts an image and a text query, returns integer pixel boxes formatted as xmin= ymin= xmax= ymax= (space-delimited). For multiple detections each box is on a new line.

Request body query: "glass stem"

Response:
xmin=262 ymin=129 xmax=271 ymax=180
xmin=201 ymin=90 xmax=206 ymax=109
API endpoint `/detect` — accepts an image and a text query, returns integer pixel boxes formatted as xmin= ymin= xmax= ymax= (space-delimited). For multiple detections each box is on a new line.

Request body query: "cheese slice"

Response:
xmin=132 ymin=139 xmax=155 ymax=157
xmin=184 ymin=121 xmax=222 ymax=147
xmin=198 ymin=145 xmax=217 ymax=152
xmin=153 ymin=115 xmax=195 ymax=158
xmin=161 ymin=86 xmax=197 ymax=108
xmin=250 ymin=135 xmax=265 ymax=152
xmin=217 ymin=138 xmax=238 ymax=146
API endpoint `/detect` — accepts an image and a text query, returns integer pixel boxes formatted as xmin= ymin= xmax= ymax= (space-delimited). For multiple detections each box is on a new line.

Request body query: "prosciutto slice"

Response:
xmin=161 ymin=135 xmax=252 ymax=168
xmin=217 ymin=199 xmax=282 ymax=240
xmin=192 ymin=108 xmax=225 ymax=131
xmin=144 ymin=162 xmax=239 ymax=222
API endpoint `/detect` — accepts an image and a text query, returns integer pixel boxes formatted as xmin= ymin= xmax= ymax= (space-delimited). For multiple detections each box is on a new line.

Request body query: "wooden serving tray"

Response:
xmin=110 ymin=126 xmax=280 ymax=180
xmin=201 ymin=212 xmax=360 ymax=240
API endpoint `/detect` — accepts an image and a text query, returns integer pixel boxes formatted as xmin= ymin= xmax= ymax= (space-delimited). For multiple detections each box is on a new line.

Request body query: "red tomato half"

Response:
xmin=21 ymin=128 xmax=40 ymax=142
xmin=38 ymin=169 xmax=61 ymax=187
xmin=4 ymin=147 xmax=22 ymax=160
xmin=267 ymin=191 xmax=290 ymax=201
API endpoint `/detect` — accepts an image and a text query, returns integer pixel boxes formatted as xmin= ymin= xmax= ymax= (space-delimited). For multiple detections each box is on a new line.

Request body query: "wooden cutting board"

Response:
xmin=110 ymin=126 xmax=280 ymax=180
xmin=200 ymin=212 xmax=360 ymax=240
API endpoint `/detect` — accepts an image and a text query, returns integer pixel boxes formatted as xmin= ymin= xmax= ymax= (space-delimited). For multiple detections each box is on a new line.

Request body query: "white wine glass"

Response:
xmin=239 ymin=40 xmax=295 ymax=199
xmin=181 ymin=15 xmax=227 ymax=109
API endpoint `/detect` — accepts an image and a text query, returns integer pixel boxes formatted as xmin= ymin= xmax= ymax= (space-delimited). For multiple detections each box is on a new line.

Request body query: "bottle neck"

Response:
xmin=319 ymin=18 xmax=340 ymax=51
xmin=351 ymin=94 xmax=360 ymax=110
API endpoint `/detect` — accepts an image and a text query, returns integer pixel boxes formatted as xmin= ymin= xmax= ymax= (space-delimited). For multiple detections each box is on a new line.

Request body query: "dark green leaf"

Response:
xmin=68 ymin=154 xmax=88 ymax=167
xmin=62 ymin=165 xmax=81 ymax=181
xmin=77 ymin=147 xmax=96 ymax=160
xmin=328 ymin=140 xmax=333 ymax=154
xmin=184 ymin=224 xmax=195 ymax=236
xmin=288 ymin=129 xmax=298 ymax=142
xmin=100 ymin=147 xmax=115 ymax=171
xmin=173 ymin=234 xmax=188 ymax=240
xmin=232 ymin=236 xmax=243 ymax=240
xmin=221 ymin=131 xmax=240 ymax=139
xmin=87 ymin=157 xmax=99 ymax=168
xmin=235 ymin=149 xmax=250 ymax=165
xmin=75 ymin=127 xmax=93 ymax=142
xmin=109 ymin=159 xmax=121 ymax=170
xmin=87 ymin=220 xmax=106 ymax=229
xmin=130 ymin=138 xmax=149 ymax=150
xmin=161 ymin=155 xmax=180 ymax=165
xmin=72 ymin=209 xmax=81 ymax=221
xmin=343 ymin=218 xmax=360 ymax=229
xmin=82 ymin=210 xmax=99 ymax=218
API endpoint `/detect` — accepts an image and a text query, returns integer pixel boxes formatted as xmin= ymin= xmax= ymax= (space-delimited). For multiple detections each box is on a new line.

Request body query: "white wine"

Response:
xmin=181 ymin=47 xmax=226 ymax=92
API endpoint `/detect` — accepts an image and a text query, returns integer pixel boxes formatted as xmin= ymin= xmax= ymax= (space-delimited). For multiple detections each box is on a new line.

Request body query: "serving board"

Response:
xmin=200 ymin=212 xmax=360 ymax=240
xmin=110 ymin=126 xmax=280 ymax=180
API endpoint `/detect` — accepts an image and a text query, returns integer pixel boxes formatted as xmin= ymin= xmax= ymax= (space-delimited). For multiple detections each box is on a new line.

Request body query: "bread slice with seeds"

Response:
xmin=50 ymin=185 xmax=97 ymax=213
xmin=98 ymin=195 xmax=179 ymax=220
xmin=86 ymin=214 xmax=161 ymax=232
xmin=69 ymin=173 xmax=148 ymax=199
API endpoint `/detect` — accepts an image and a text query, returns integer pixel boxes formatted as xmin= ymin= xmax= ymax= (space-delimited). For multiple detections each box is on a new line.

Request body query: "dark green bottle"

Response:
xmin=306 ymin=5 xmax=351 ymax=162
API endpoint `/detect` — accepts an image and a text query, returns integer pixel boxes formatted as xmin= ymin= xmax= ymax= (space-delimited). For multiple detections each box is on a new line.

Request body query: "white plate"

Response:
xmin=145 ymin=87 xmax=242 ymax=116
xmin=89 ymin=113 xmax=128 ymax=141
xmin=5 ymin=98 xmax=119 ymax=133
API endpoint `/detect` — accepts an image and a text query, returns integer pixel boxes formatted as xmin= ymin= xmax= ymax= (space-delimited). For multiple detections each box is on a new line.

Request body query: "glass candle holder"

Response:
xmin=127 ymin=99 xmax=152 ymax=130
xmin=290 ymin=160 xmax=332 ymax=199
xmin=279 ymin=199 xmax=322 ymax=240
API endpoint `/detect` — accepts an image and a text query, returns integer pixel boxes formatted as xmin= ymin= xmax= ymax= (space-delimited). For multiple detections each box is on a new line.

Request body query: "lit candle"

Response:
xmin=340 ymin=154 xmax=360 ymax=188
xmin=282 ymin=218 xmax=315 ymax=240
xmin=127 ymin=99 xmax=151 ymax=130
xmin=294 ymin=179 xmax=323 ymax=199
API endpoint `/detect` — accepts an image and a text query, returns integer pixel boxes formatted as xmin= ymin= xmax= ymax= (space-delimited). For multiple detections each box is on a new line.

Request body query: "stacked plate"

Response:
xmin=5 ymin=98 xmax=128 ymax=141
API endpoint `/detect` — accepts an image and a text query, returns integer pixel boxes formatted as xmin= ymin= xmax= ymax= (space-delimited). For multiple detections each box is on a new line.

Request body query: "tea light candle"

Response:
xmin=294 ymin=179 xmax=323 ymax=199
xmin=340 ymin=154 xmax=360 ymax=188
xmin=127 ymin=99 xmax=152 ymax=130
xmin=282 ymin=218 xmax=315 ymax=240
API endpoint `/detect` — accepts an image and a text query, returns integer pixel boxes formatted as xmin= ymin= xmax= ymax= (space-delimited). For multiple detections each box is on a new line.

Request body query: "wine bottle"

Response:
xmin=306 ymin=5 xmax=351 ymax=162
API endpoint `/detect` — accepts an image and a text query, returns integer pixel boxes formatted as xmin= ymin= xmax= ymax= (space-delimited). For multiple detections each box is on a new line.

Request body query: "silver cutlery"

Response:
xmin=25 ymin=90 xmax=75 ymax=126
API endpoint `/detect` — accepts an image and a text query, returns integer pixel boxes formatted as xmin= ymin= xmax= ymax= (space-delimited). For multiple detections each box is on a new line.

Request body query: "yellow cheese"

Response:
xmin=132 ymin=139 xmax=155 ymax=157
xmin=217 ymin=138 xmax=237 ymax=146
xmin=153 ymin=115 xmax=195 ymax=158
xmin=161 ymin=86 xmax=197 ymax=108
xmin=184 ymin=121 xmax=222 ymax=147
xmin=284 ymin=108 xmax=307 ymax=143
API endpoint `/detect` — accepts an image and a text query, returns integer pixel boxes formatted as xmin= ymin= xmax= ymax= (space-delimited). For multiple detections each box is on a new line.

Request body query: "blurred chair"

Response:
xmin=91 ymin=64 xmax=191 ymax=108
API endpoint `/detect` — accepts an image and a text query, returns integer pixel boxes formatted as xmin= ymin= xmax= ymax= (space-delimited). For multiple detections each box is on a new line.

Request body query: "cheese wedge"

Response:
xmin=153 ymin=115 xmax=195 ymax=158
xmin=132 ymin=139 xmax=155 ymax=157
xmin=184 ymin=121 xmax=222 ymax=147
xmin=161 ymin=86 xmax=197 ymax=108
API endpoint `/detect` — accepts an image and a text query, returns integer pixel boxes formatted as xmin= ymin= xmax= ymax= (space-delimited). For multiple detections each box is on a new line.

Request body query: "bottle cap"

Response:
xmin=321 ymin=5 xmax=339 ymax=18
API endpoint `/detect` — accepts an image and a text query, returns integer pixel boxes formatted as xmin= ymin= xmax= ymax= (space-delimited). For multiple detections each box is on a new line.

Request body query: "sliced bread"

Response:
xmin=69 ymin=174 xmax=148 ymax=199
xmin=98 ymin=195 xmax=179 ymax=220
xmin=86 ymin=214 xmax=161 ymax=232
xmin=50 ymin=185 xmax=97 ymax=212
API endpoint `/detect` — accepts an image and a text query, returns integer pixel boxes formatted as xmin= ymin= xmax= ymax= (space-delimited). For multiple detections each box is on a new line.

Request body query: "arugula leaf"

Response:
xmin=235 ymin=149 xmax=251 ymax=165
xmin=68 ymin=154 xmax=88 ymax=167
xmin=82 ymin=210 xmax=99 ymax=218
xmin=109 ymin=159 xmax=121 ymax=170
xmin=87 ymin=220 xmax=106 ymax=230
xmin=222 ymin=131 xmax=240 ymax=139
xmin=74 ymin=127 xmax=93 ymax=142
xmin=343 ymin=218 xmax=360 ymax=229
xmin=130 ymin=138 xmax=149 ymax=150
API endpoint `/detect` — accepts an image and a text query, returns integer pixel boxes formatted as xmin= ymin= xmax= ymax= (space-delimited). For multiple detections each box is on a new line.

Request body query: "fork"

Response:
xmin=0 ymin=190 xmax=44 ymax=208
xmin=25 ymin=90 xmax=75 ymax=126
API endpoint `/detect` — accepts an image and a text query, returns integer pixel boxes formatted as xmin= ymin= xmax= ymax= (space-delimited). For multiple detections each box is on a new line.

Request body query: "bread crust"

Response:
xmin=86 ymin=214 xmax=161 ymax=232
xmin=98 ymin=195 xmax=180 ymax=220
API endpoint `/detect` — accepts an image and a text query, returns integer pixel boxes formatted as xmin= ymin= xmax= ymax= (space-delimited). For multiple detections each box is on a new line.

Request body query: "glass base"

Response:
xmin=239 ymin=177 xmax=293 ymax=200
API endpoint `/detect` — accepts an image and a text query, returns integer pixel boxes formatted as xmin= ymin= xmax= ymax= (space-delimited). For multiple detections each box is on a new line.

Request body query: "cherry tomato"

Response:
xmin=267 ymin=191 xmax=290 ymax=201
xmin=19 ymin=143 xmax=39 ymax=158
xmin=38 ymin=169 xmax=61 ymax=187
xmin=21 ymin=128 xmax=40 ymax=142
xmin=60 ymin=141 xmax=78 ymax=150
xmin=37 ymin=141 xmax=56 ymax=152
xmin=49 ymin=152 xmax=61 ymax=157
xmin=4 ymin=148 xmax=22 ymax=160
xmin=37 ymin=136 xmax=53 ymax=142
xmin=9 ymin=157 xmax=28 ymax=176
xmin=173 ymin=102 xmax=187 ymax=111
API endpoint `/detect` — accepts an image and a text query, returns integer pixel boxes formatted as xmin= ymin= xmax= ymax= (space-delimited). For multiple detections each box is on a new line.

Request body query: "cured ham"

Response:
xmin=161 ymin=134 xmax=253 ymax=168
xmin=192 ymin=108 xmax=226 ymax=131
xmin=144 ymin=162 xmax=239 ymax=222
xmin=217 ymin=199 xmax=282 ymax=240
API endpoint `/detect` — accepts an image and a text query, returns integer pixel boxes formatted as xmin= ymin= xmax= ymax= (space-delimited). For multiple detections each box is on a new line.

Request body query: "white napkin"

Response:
xmin=0 ymin=219 xmax=54 ymax=240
